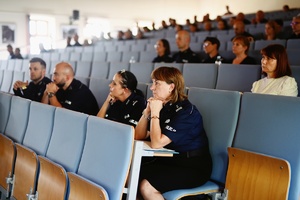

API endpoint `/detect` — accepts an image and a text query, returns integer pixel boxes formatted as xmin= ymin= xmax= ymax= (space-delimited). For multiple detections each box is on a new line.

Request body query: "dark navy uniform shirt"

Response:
xmin=172 ymin=48 xmax=201 ymax=63
xmin=105 ymin=92 xmax=146 ymax=127
xmin=152 ymin=54 xmax=174 ymax=63
xmin=55 ymin=79 xmax=99 ymax=116
xmin=13 ymin=76 xmax=51 ymax=102
xmin=151 ymin=99 xmax=209 ymax=152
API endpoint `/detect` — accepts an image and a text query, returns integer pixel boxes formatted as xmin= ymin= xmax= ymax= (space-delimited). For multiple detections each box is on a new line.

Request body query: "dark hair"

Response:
xmin=232 ymin=35 xmax=251 ymax=53
xmin=151 ymin=66 xmax=187 ymax=103
xmin=118 ymin=70 xmax=144 ymax=98
xmin=260 ymin=44 xmax=291 ymax=78
xmin=160 ymin=39 xmax=171 ymax=56
xmin=29 ymin=57 xmax=47 ymax=69
xmin=7 ymin=44 xmax=12 ymax=48
xmin=203 ymin=37 xmax=221 ymax=50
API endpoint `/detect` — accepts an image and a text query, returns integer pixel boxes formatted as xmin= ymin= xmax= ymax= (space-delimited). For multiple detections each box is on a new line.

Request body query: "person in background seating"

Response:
xmin=264 ymin=20 xmax=279 ymax=40
xmin=172 ymin=30 xmax=201 ymax=63
xmin=251 ymin=10 xmax=268 ymax=24
xmin=251 ymin=44 xmax=298 ymax=97
xmin=202 ymin=37 xmax=226 ymax=63
xmin=236 ymin=12 xmax=251 ymax=24
xmin=13 ymin=57 xmax=51 ymax=102
xmin=289 ymin=14 xmax=300 ymax=39
xmin=72 ymin=34 xmax=82 ymax=46
xmin=14 ymin=48 xmax=23 ymax=59
xmin=135 ymin=67 xmax=212 ymax=200
xmin=97 ymin=70 xmax=146 ymax=127
xmin=152 ymin=39 xmax=174 ymax=63
xmin=42 ymin=62 xmax=99 ymax=115
xmin=231 ymin=35 xmax=256 ymax=64
xmin=232 ymin=20 xmax=254 ymax=41
xmin=66 ymin=36 xmax=72 ymax=47
xmin=7 ymin=44 xmax=15 ymax=59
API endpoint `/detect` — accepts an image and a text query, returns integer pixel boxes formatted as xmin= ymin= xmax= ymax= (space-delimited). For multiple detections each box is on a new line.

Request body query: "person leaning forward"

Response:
xmin=41 ymin=62 xmax=99 ymax=115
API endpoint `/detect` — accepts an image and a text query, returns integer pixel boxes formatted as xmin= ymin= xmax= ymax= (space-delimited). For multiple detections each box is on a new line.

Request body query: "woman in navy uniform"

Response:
xmin=135 ymin=66 xmax=212 ymax=200
xmin=97 ymin=70 xmax=146 ymax=127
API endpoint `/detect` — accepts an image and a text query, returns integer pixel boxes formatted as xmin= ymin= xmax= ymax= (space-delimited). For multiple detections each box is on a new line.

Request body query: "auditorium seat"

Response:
xmin=93 ymin=52 xmax=107 ymax=62
xmin=107 ymin=62 xmax=130 ymax=80
xmin=232 ymin=93 xmax=300 ymax=200
xmin=154 ymin=63 xmax=183 ymax=72
xmin=215 ymin=64 xmax=261 ymax=92
xmin=0 ymin=70 xmax=14 ymax=93
xmin=7 ymin=59 xmax=16 ymax=71
xmin=137 ymin=82 xmax=149 ymax=98
xmin=45 ymin=108 xmax=88 ymax=172
xmin=81 ymin=52 xmax=93 ymax=62
xmin=10 ymin=71 xmax=25 ymax=94
xmin=254 ymin=39 xmax=286 ymax=50
xmin=89 ymin=78 xmax=111 ymax=107
xmin=122 ymin=51 xmax=140 ymax=63
xmin=182 ymin=63 xmax=218 ymax=88
xmin=14 ymin=59 xmax=23 ymax=71
xmin=131 ymin=44 xmax=145 ymax=52
xmin=117 ymin=44 xmax=131 ymax=52
xmin=50 ymin=52 xmax=60 ymax=61
xmin=83 ymin=46 xmax=94 ymax=53
xmin=139 ymin=51 xmax=156 ymax=62
xmin=287 ymin=49 xmax=300 ymax=65
xmin=129 ymin=62 xmax=153 ymax=83
xmin=0 ymin=92 xmax=12 ymax=133
xmin=60 ymin=52 xmax=70 ymax=61
xmin=90 ymin=61 xmax=109 ymax=79
xmin=286 ymin=39 xmax=300 ymax=50
xmin=21 ymin=59 xmax=29 ymax=72
xmin=0 ymin=60 xmax=7 ymax=70
xmin=290 ymin=65 xmax=300 ymax=97
xmin=106 ymin=51 xmax=122 ymax=62
xmin=75 ymin=61 xmax=92 ymax=77
xmin=69 ymin=52 xmax=82 ymax=62
xmin=74 ymin=116 xmax=134 ymax=200
xmin=163 ymin=88 xmax=241 ymax=199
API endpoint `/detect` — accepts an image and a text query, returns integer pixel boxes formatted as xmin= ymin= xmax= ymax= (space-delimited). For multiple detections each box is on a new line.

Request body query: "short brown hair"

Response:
xmin=151 ymin=67 xmax=187 ymax=103
xmin=260 ymin=44 xmax=291 ymax=78
xmin=232 ymin=35 xmax=251 ymax=53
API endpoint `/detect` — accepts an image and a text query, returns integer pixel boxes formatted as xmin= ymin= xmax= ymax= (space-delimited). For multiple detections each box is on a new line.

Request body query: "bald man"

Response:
xmin=42 ymin=62 xmax=99 ymax=115
xmin=232 ymin=20 xmax=254 ymax=41
xmin=172 ymin=30 xmax=201 ymax=63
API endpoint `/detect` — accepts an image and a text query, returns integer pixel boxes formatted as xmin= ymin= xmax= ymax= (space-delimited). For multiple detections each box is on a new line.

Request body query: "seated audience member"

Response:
xmin=124 ymin=29 xmax=133 ymax=40
xmin=117 ymin=31 xmax=124 ymax=40
xmin=175 ymin=24 xmax=183 ymax=32
xmin=289 ymin=14 xmax=300 ymax=39
xmin=13 ymin=57 xmax=51 ymax=102
xmin=160 ymin=20 xmax=169 ymax=30
xmin=66 ymin=36 xmax=72 ymax=47
xmin=135 ymin=66 xmax=212 ymax=199
xmin=97 ymin=70 xmax=146 ymax=127
xmin=217 ymin=19 xmax=229 ymax=30
xmin=72 ymin=34 xmax=82 ymax=46
xmin=152 ymin=39 xmax=174 ymax=63
xmin=186 ymin=19 xmax=191 ymax=26
xmin=264 ymin=20 xmax=279 ymax=40
xmin=42 ymin=62 xmax=99 ymax=115
xmin=152 ymin=22 xmax=156 ymax=31
xmin=203 ymin=21 xmax=213 ymax=31
xmin=169 ymin=18 xmax=177 ymax=28
xmin=251 ymin=10 xmax=268 ymax=24
xmin=251 ymin=44 xmax=298 ymax=96
xmin=136 ymin=29 xmax=145 ymax=39
xmin=14 ymin=48 xmax=23 ymax=59
xmin=202 ymin=37 xmax=225 ymax=63
xmin=172 ymin=30 xmax=201 ymax=63
xmin=83 ymin=39 xmax=90 ymax=46
xmin=228 ymin=16 xmax=236 ymax=29
xmin=283 ymin=5 xmax=290 ymax=12
xmin=189 ymin=23 xmax=199 ymax=33
xmin=236 ymin=12 xmax=251 ymax=24
xmin=7 ymin=44 xmax=15 ymax=59
xmin=232 ymin=20 xmax=254 ymax=41
xmin=231 ymin=35 xmax=256 ymax=64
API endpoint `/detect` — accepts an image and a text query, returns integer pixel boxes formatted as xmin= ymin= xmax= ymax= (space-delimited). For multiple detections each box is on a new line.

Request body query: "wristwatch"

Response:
xmin=47 ymin=92 xmax=56 ymax=98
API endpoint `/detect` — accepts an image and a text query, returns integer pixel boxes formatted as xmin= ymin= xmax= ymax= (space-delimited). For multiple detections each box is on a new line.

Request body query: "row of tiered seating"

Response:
xmin=1 ymin=87 xmax=300 ymax=200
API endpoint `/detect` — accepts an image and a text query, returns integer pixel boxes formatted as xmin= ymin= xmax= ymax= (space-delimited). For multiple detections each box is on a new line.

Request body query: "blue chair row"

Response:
xmin=0 ymin=93 xmax=134 ymax=200
xmin=163 ymin=88 xmax=300 ymax=200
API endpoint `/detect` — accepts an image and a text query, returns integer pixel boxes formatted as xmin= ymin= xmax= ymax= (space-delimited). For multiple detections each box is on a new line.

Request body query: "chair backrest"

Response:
xmin=215 ymin=64 xmax=261 ymax=92
xmin=22 ymin=102 xmax=56 ymax=156
xmin=14 ymin=59 xmax=23 ymax=71
xmin=21 ymin=59 xmax=30 ymax=72
xmin=36 ymin=156 xmax=68 ymax=200
xmin=12 ymin=144 xmax=39 ymax=200
xmin=70 ymin=52 xmax=82 ymax=62
xmin=0 ymin=92 xmax=12 ymax=133
xmin=129 ymin=62 xmax=153 ymax=83
xmin=106 ymin=51 xmax=122 ymax=62
xmin=154 ymin=63 xmax=183 ymax=72
xmin=45 ymin=108 xmax=88 ymax=172
xmin=139 ymin=51 xmax=156 ymax=62
xmin=89 ymin=78 xmax=111 ymax=107
xmin=50 ymin=52 xmax=60 ymax=61
xmin=60 ymin=52 xmax=70 ymax=61
xmin=182 ymin=63 xmax=218 ymax=88
xmin=254 ymin=39 xmax=286 ymax=50
xmin=290 ymin=65 xmax=300 ymax=97
xmin=7 ymin=59 xmax=16 ymax=71
xmin=5 ymin=96 xmax=31 ymax=143
xmin=0 ymin=60 xmax=8 ymax=70
xmin=93 ymin=52 xmax=107 ymax=62
xmin=81 ymin=52 xmax=93 ymax=62
xmin=287 ymin=49 xmax=300 ymax=66
xmin=121 ymin=51 xmax=140 ymax=63
xmin=233 ymin=92 xmax=300 ymax=200
xmin=137 ymin=82 xmax=148 ymax=99
xmin=67 ymin=172 xmax=109 ymax=200
xmin=225 ymin=147 xmax=290 ymax=200
xmin=188 ymin=87 xmax=240 ymax=183
xmin=107 ymin=62 xmax=130 ymax=80
xmin=90 ymin=61 xmax=109 ymax=79
xmin=75 ymin=61 xmax=92 ymax=77
xmin=286 ymin=39 xmax=300 ymax=50
xmin=77 ymin=116 xmax=134 ymax=200
xmin=0 ymin=70 xmax=14 ymax=93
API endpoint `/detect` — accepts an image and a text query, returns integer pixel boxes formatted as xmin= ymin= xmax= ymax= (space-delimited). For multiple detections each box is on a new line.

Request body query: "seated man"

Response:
xmin=13 ymin=57 xmax=51 ymax=102
xmin=202 ymin=37 xmax=226 ymax=63
xmin=42 ymin=62 xmax=99 ymax=116
xmin=172 ymin=30 xmax=201 ymax=63
xmin=231 ymin=20 xmax=254 ymax=41
xmin=289 ymin=14 xmax=300 ymax=39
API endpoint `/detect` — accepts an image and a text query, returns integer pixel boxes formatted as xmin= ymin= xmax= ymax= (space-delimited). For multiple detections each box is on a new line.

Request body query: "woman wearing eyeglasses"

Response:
xmin=251 ymin=44 xmax=298 ymax=96
xmin=152 ymin=39 xmax=174 ymax=63
xmin=289 ymin=14 xmax=300 ymax=39
xmin=97 ymin=70 xmax=146 ymax=127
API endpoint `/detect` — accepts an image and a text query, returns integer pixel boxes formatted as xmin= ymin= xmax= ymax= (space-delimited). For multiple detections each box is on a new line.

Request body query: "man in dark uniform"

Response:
xmin=42 ymin=62 xmax=99 ymax=116
xmin=172 ymin=30 xmax=201 ymax=63
xmin=13 ymin=57 xmax=51 ymax=102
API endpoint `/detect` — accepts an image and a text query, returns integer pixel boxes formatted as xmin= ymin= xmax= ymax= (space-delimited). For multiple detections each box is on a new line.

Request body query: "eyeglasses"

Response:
xmin=203 ymin=43 xmax=211 ymax=47
xmin=154 ymin=44 xmax=161 ymax=48
xmin=290 ymin=22 xmax=300 ymax=26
